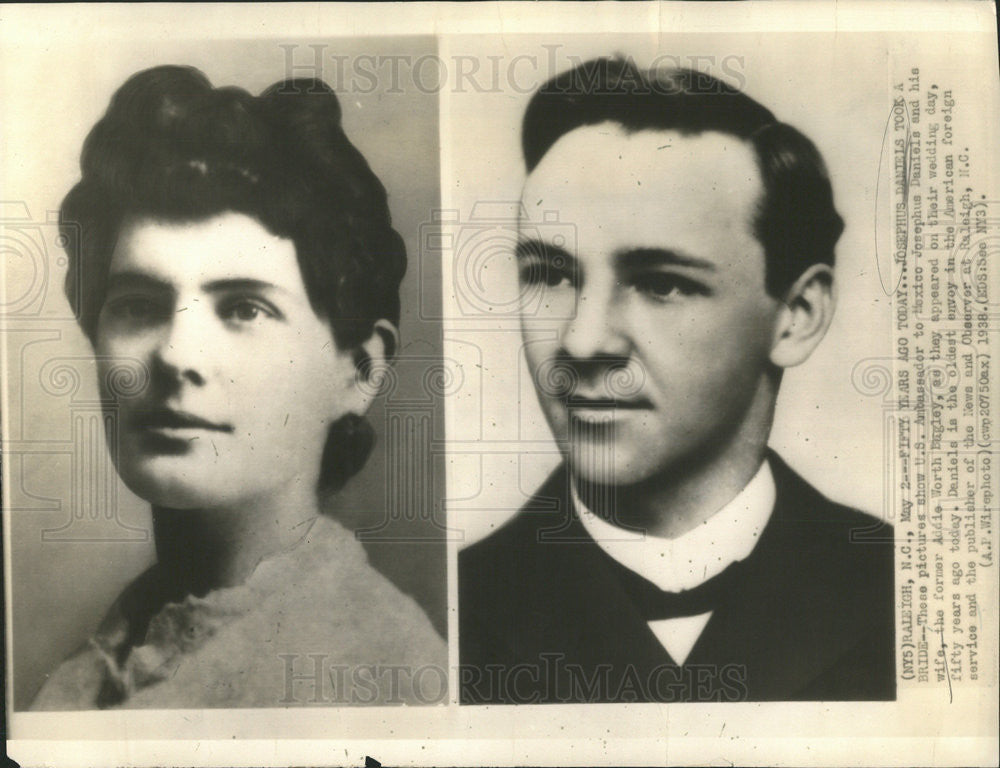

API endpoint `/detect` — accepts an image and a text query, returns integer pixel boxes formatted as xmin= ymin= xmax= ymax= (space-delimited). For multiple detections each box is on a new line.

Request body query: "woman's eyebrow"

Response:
xmin=617 ymin=247 xmax=716 ymax=271
xmin=105 ymin=271 xmax=172 ymax=294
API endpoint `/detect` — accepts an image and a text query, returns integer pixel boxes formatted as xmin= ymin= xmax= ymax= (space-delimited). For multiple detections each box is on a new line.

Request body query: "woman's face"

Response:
xmin=95 ymin=211 xmax=364 ymax=510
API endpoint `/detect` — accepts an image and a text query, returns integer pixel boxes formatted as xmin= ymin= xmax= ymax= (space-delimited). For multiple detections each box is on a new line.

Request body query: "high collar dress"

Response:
xmin=32 ymin=515 xmax=447 ymax=709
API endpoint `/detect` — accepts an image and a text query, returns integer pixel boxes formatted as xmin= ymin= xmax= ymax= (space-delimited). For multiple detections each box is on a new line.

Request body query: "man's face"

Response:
xmin=518 ymin=124 xmax=784 ymax=487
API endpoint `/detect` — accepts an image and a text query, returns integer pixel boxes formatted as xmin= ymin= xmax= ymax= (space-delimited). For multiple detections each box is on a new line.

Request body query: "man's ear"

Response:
xmin=348 ymin=319 xmax=400 ymax=412
xmin=769 ymin=264 xmax=835 ymax=369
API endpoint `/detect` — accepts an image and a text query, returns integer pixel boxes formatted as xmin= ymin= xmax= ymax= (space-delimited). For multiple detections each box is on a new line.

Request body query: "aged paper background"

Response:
xmin=3 ymin=2 xmax=998 ymax=766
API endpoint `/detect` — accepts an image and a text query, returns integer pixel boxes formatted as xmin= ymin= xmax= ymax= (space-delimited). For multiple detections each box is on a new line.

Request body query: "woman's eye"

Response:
xmin=106 ymin=296 xmax=168 ymax=325
xmin=220 ymin=298 xmax=278 ymax=324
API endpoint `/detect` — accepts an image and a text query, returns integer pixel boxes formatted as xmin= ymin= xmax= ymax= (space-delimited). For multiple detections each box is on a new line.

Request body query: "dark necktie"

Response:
xmin=608 ymin=555 xmax=745 ymax=621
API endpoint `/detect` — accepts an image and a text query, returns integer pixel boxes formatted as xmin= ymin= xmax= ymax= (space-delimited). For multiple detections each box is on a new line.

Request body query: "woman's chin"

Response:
xmin=120 ymin=469 xmax=233 ymax=510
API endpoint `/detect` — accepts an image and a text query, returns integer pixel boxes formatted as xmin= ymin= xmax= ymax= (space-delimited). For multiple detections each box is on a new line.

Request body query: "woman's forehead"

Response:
xmin=109 ymin=211 xmax=306 ymax=295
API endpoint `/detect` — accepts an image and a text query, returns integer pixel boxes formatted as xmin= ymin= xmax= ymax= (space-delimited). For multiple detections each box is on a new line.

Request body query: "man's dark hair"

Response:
xmin=60 ymin=65 xmax=407 ymax=491
xmin=522 ymin=57 xmax=844 ymax=296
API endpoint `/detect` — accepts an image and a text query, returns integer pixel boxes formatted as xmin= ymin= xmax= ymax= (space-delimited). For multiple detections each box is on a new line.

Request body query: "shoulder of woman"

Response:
xmin=29 ymin=642 xmax=107 ymax=711
xmin=29 ymin=565 xmax=161 ymax=711
xmin=239 ymin=538 xmax=446 ymax=666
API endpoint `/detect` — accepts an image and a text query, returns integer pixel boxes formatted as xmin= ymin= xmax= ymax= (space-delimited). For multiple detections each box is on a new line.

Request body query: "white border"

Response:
xmin=3 ymin=2 xmax=999 ymax=766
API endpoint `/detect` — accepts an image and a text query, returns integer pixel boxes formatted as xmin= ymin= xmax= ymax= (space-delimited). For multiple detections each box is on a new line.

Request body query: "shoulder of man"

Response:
xmin=767 ymin=449 xmax=893 ymax=539
xmin=459 ymin=464 xmax=573 ymax=564
xmin=763 ymin=449 xmax=895 ymax=633
xmin=760 ymin=451 xmax=895 ymax=699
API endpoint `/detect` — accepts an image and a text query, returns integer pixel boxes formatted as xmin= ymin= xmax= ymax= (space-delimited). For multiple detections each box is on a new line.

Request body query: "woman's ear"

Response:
xmin=368 ymin=318 xmax=399 ymax=364
xmin=348 ymin=319 xmax=400 ymax=412
xmin=769 ymin=263 xmax=836 ymax=369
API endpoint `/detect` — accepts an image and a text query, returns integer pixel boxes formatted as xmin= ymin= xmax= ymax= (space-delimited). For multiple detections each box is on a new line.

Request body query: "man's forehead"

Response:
xmin=517 ymin=123 xmax=767 ymax=273
xmin=520 ymin=123 xmax=763 ymax=213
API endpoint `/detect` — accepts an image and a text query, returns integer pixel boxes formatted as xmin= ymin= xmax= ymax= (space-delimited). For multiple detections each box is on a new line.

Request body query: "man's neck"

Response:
xmin=575 ymin=443 xmax=771 ymax=540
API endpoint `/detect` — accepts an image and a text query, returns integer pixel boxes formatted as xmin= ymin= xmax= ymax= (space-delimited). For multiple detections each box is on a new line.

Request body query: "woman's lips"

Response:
xmin=134 ymin=408 xmax=234 ymax=434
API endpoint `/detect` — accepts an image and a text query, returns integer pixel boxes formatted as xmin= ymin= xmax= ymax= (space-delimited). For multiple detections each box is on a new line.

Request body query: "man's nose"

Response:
xmin=153 ymin=304 xmax=209 ymax=386
xmin=560 ymin=285 xmax=630 ymax=361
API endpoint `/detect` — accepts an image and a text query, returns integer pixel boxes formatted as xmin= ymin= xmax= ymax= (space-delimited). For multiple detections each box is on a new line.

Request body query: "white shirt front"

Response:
xmin=573 ymin=460 xmax=776 ymax=664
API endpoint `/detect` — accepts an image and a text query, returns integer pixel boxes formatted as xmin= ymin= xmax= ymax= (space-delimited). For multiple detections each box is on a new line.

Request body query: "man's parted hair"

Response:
xmin=60 ymin=65 xmax=407 ymax=491
xmin=522 ymin=58 xmax=844 ymax=297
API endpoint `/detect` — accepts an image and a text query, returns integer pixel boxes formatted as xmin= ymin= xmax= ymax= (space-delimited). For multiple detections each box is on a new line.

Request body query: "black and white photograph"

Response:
xmin=2 ymin=3 xmax=998 ymax=767
xmin=454 ymin=52 xmax=896 ymax=704
xmin=439 ymin=20 xmax=997 ymax=753
xmin=3 ymin=34 xmax=447 ymax=713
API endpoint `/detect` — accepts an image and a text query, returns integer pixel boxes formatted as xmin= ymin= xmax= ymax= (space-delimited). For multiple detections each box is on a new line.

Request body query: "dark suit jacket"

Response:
xmin=459 ymin=452 xmax=895 ymax=703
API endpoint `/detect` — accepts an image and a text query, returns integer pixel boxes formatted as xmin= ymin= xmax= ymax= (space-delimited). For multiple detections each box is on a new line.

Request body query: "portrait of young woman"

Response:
xmin=12 ymin=46 xmax=446 ymax=710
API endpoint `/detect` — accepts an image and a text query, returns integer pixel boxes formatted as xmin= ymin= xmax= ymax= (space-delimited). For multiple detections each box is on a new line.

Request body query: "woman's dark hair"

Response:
xmin=522 ymin=57 xmax=844 ymax=297
xmin=60 ymin=65 xmax=407 ymax=491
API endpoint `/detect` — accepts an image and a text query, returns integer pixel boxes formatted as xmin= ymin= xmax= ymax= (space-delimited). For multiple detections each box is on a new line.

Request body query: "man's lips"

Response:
xmin=565 ymin=396 xmax=652 ymax=410
xmin=134 ymin=408 xmax=234 ymax=433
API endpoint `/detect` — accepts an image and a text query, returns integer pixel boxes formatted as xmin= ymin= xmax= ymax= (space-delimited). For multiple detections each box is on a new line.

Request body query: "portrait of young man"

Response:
xmin=458 ymin=57 xmax=895 ymax=704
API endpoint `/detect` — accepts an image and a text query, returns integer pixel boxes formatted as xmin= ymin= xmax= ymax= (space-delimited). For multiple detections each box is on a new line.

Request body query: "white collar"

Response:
xmin=573 ymin=459 xmax=776 ymax=593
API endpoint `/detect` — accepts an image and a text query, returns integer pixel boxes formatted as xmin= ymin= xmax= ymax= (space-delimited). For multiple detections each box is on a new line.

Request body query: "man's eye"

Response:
xmin=219 ymin=298 xmax=278 ymax=324
xmin=633 ymin=273 xmax=704 ymax=300
xmin=519 ymin=258 xmax=572 ymax=288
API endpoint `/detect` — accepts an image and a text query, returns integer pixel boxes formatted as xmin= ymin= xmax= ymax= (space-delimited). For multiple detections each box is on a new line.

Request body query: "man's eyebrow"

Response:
xmin=514 ymin=238 xmax=574 ymax=262
xmin=201 ymin=278 xmax=289 ymax=294
xmin=618 ymin=247 xmax=716 ymax=271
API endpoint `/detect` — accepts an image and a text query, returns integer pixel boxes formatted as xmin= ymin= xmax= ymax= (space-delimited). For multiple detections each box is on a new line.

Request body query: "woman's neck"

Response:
xmin=151 ymin=480 xmax=322 ymax=597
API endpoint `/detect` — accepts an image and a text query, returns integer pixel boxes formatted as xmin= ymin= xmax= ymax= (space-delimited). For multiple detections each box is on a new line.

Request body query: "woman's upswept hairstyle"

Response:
xmin=522 ymin=57 xmax=845 ymax=297
xmin=60 ymin=65 xmax=408 ymax=491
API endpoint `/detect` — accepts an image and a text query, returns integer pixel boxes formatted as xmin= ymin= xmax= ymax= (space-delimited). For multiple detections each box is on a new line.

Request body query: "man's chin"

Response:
xmin=566 ymin=449 xmax=658 ymax=489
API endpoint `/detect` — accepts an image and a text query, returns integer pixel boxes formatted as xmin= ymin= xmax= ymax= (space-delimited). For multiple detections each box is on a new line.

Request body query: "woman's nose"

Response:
xmin=152 ymin=305 xmax=208 ymax=386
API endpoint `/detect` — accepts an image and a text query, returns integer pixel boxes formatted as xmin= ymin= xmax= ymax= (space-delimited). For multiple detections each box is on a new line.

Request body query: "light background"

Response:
xmin=2 ymin=35 xmax=445 ymax=711
xmin=441 ymin=34 xmax=899 ymax=545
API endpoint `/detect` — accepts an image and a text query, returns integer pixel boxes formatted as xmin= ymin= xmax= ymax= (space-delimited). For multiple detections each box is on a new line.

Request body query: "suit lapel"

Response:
xmin=517 ymin=467 xmax=676 ymax=678
xmin=687 ymin=453 xmax=877 ymax=699
xmin=467 ymin=456 xmax=890 ymax=703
